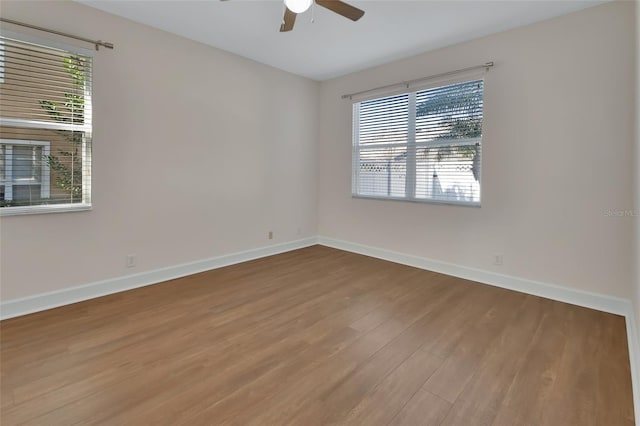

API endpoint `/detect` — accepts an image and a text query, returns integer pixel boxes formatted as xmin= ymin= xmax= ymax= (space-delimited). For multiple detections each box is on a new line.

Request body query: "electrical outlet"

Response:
xmin=268 ymin=231 xmax=273 ymax=240
xmin=493 ymin=254 xmax=503 ymax=266
xmin=126 ymin=254 xmax=137 ymax=268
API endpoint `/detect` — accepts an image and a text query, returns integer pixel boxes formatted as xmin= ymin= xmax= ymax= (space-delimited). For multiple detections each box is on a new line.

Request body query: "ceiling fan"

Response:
xmin=221 ymin=0 xmax=365 ymax=32
xmin=280 ymin=0 xmax=364 ymax=32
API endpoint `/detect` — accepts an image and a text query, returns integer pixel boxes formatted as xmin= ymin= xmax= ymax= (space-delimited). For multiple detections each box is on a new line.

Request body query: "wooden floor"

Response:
xmin=0 ymin=246 xmax=635 ymax=425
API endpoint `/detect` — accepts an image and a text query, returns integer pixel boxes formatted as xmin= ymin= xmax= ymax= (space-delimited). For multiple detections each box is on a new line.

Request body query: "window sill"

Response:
xmin=0 ymin=203 xmax=92 ymax=216
xmin=352 ymin=194 xmax=481 ymax=207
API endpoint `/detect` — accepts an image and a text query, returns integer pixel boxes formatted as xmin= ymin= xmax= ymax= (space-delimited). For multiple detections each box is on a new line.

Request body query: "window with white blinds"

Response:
xmin=0 ymin=34 xmax=92 ymax=215
xmin=352 ymin=80 xmax=483 ymax=206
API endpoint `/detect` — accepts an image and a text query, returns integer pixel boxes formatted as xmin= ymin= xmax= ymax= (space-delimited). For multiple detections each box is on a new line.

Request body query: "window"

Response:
xmin=352 ymin=80 xmax=483 ymax=206
xmin=0 ymin=34 xmax=92 ymax=215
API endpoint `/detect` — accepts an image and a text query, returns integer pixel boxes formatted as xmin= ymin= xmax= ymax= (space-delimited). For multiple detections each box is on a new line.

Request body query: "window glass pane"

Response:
xmin=415 ymin=143 xmax=481 ymax=203
xmin=0 ymin=144 xmax=5 ymax=185
xmin=358 ymin=94 xmax=408 ymax=145
xmin=1 ymin=127 xmax=81 ymax=204
xmin=0 ymin=40 xmax=89 ymax=124
xmin=357 ymin=147 xmax=406 ymax=197
xmin=416 ymin=80 xmax=483 ymax=143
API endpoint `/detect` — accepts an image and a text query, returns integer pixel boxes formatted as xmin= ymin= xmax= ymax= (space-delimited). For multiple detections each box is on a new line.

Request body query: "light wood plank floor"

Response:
xmin=0 ymin=246 xmax=635 ymax=425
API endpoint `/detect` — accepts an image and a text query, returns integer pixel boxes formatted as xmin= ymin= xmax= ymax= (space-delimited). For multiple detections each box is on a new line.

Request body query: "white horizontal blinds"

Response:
xmin=414 ymin=80 xmax=482 ymax=204
xmin=354 ymin=94 xmax=409 ymax=197
xmin=0 ymin=35 xmax=92 ymax=208
xmin=0 ymin=40 xmax=4 ymax=83
xmin=353 ymin=79 xmax=483 ymax=205
xmin=358 ymin=94 xmax=408 ymax=145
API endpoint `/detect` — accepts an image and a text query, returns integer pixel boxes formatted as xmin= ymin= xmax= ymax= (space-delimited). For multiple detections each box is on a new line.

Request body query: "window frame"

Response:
xmin=0 ymin=30 xmax=93 ymax=216
xmin=351 ymin=78 xmax=484 ymax=207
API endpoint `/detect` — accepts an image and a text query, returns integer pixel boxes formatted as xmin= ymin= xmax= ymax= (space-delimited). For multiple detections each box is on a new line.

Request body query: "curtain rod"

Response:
xmin=0 ymin=18 xmax=114 ymax=50
xmin=341 ymin=61 xmax=493 ymax=100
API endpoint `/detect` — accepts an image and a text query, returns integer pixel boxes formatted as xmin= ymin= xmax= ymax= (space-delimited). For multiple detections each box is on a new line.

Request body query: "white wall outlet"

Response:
xmin=268 ymin=231 xmax=273 ymax=240
xmin=126 ymin=254 xmax=137 ymax=268
xmin=493 ymin=254 xmax=503 ymax=266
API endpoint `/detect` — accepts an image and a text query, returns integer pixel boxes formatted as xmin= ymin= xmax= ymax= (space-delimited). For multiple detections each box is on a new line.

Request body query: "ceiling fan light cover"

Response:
xmin=284 ymin=0 xmax=312 ymax=14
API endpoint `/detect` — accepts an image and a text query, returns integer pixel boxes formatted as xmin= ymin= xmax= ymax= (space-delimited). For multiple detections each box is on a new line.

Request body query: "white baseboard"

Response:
xmin=317 ymin=236 xmax=631 ymax=316
xmin=626 ymin=310 xmax=640 ymax=425
xmin=0 ymin=237 xmax=318 ymax=320
xmin=317 ymin=236 xmax=639 ymax=424
xmin=3 ymin=235 xmax=629 ymax=319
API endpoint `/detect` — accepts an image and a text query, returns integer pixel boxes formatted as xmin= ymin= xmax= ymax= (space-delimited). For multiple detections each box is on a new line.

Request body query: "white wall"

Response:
xmin=0 ymin=1 xmax=635 ymax=308
xmin=318 ymin=1 xmax=635 ymax=299
xmin=634 ymin=0 xmax=640 ymax=355
xmin=0 ymin=1 xmax=319 ymax=301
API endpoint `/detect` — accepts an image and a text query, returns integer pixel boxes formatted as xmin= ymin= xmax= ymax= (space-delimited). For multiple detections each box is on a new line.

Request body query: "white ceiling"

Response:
xmin=79 ymin=0 xmax=604 ymax=81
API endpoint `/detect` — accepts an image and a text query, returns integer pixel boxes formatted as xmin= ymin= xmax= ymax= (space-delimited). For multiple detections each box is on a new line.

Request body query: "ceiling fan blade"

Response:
xmin=315 ymin=0 xmax=364 ymax=21
xmin=280 ymin=7 xmax=297 ymax=32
